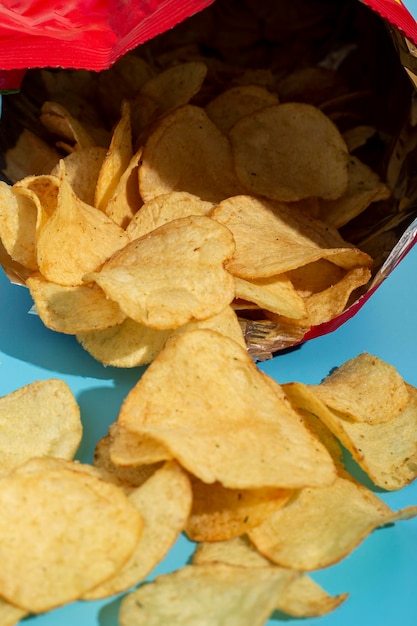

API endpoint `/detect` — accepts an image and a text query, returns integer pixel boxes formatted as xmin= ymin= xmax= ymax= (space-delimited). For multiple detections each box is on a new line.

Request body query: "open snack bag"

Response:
xmin=1 ymin=0 xmax=417 ymax=362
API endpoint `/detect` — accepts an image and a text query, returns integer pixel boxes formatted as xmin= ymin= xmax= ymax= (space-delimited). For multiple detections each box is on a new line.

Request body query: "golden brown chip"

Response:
xmin=318 ymin=155 xmax=391 ymax=229
xmin=93 ymin=431 xmax=163 ymax=490
xmin=0 ymin=457 xmax=143 ymax=612
xmin=110 ymin=329 xmax=336 ymax=489
xmin=76 ymin=318 xmax=171 ymax=368
xmin=313 ymin=352 xmax=409 ymax=424
xmin=211 ymin=195 xmax=373 ymax=278
xmin=193 ymin=536 xmax=348 ymax=618
xmin=185 ymin=475 xmax=292 ymax=542
xmin=119 ymin=563 xmax=297 ymax=626
xmin=84 ymin=460 xmax=192 ymax=599
xmin=40 ymin=101 xmax=98 ymax=151
xmin=94 ymin=101 xmax=134 ymax=213
xmin=85 ymin=215 xmax=236 ymax=329
xmin=103 ymin=147 xmax=143 ymax=227
xmin=140 ymin=61 xmax=208 ymax=115
xmin=26 ymin=273 xmax=126 ymax=334
xmin=268 ymin=266 xmax=371 ymax=329
xmin=283 ymin=380 xmax=417 ymax=490
xmin=2 ymin=129 xmax=61 ymax=182
xmin=138 ymin=104 xmax=243 ymax=203
xmin=234 ymin=274 xmax=307 ymax=319
xmin=170 ymin=305 xmax=246 ymax=349
xmin=248 ymin=470 xmax=417 ymax=571
xmin=126 ymin=191 xmax=214 ymax=241
xmin=229 ymin=102 xmax=349 ymax=201
xmin=205 ymin=84 xmax=279 ymax=134
xmin=0 ymin=182 xmax=39 ymax=270
xmin=37 ymin=162 xmax=129 ymax=285
xmin=50 ymin=146 xmax=107 ymax=206
xmin=0 ymin=379 xmax=82 ymax=476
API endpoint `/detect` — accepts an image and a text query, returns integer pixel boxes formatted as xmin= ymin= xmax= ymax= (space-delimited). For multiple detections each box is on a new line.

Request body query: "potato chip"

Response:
xmin=267 ymin=266 xmax=372 ymax=328
xmin=119 ymin=563 xmax=297 ymax=626
xmin=37 ymin=162 xmax=129 ymax=285
xmin=283 ymin=380 xmax=417 ymax=490
xmin=193 ymin=536 xmax=348 ymax=618
xmin=318 ymin=155 xmax=391 ymax=229
xmin=0 ymin=378 xmax=82 ymax=476
xmin=205 ymin=84 xmax=279 ymax=134
xmin=86 ymin=215 xmax=236 ymax=329
xmin=234 ymin=274 xmax=307 ymax=319
xmin=77 ymin=318 xmax=171 ymax=368
xmin=26 ymin=274 xmax=126 ymax=334
xmin=313 ymin=352 xmax=409 ymax=424
xmin=15 ymin=173 xmax=60 ymax=229
xmin=104 ymin=147 xmax=143 ymax=227
xmin=50 ymin=146 xmax=107 ymax=206
xmin=248 ymin=470 xmax=417 ymax=571
xmin=0 ymin=181 xmax=39 ymax=270
xmin=2 ymin=129 xmax=61 ymax=183
xmin=170 ymin=305 xmax=246 ymax=349
xmin=211 ymin=195 xmax=373 ymax=278
xmin=0 ymin=457 xmax=143 ymax=612
xmin=229 ymin=102 xmax=349 ymax=201
xmin=110 ymin=329 xmax=337 ymax=489
xmin=126 ymin=191 xmax=214 ymax=241
xmin=140 ymin=61 xmax=208 ymax=115
xmin=277 ymin=67 xmax=348 ymax=106
xmin=138 ymin=104 xmax=243 ymax=203
xmin=84 ymin=460 xmax=192 ymax=599
xmin=93 ymin=431 xmax=163 ymax=490
xmin=185 ymin=475 xmax=292 ymax=542
xmin=94 ymin=101 xmax=134 ymax=213
xmin=40 ymin=101 xmax=98 ymax=152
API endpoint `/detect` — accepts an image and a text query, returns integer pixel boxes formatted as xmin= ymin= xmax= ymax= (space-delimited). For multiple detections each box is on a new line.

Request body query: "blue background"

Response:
xmin=1 ymin=240 xmax=417 ymax=625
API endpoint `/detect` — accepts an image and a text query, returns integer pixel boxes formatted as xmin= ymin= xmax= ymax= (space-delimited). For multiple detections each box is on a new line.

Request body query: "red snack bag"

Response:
xmin=0 ymin=0 xmax=214 ymax=91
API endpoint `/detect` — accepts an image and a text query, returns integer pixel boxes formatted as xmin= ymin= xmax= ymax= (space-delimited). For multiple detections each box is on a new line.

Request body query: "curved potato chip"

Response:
xmin=94 ymin=101 xmax=134 ymax=213
xmin=229 ymin=102 xmax=349 ymax=201
xmin=37 ymin=162 xmax=129 ymax=286
xmin=111 ymin=329 xmax=336 ymax=489
xmin=50 ymin=146 xmax=107 ymax=206
xmin=249 ymin=471 xmax=417 ymax=571
xmin=170 ymin=305 xmax=246 ymax=349
xmin=0 ymin=379 xmax=82 ymax=476
xmin=185 ymin=475 xmax=291 ymax=542
xmin=193 ymin=536 xmax=348 ymax=618
xmin=318 ymin=155 xmax=391 ymax=229
xmin=212 ymin=195 xmax=373 ymax=278
xmin=104 ymin=147 xmax=143 ymax=227
xmin=27 ymin=274 xmax=126 ymax=334
xmin=0 ymin=181 xmax=39 ymax=270
xmin=15 ymin=174 xmax=60 ymax=234
xmin=0 ymin=457 xmax=143 ymax=612
xmin=40 ymin=101 xmax=97 ymax=151
xmin=312 ymin=353 xmax=409 ymax=424
xmin=84 ymin=460 xmax=192 ymax=599
xmin=126 ymin=191 xmax=214 ymax=241
xmin=93 ymin=432 xmax=162 ymax=490
xmin=77 ymin=318 xmax=171 ymax=368
xmin=140 ymin=61 xmax=208 ymax=114
xmin=138 ymin=104 xmax=243 ymax=203
xmin=205 ymin=84 xmax=279 ymax=134
xmin=284 ymin=379 xmax=417 ymax=490
xmin=86 ymin=215 xmax=236 ymax=329
xmin=119 ymin=563 xmax=297 ymax=626
xmin=234 ymin=274 xmax=307 ymax=319
xmin=2 ymin=129 xmax=61 ymax=183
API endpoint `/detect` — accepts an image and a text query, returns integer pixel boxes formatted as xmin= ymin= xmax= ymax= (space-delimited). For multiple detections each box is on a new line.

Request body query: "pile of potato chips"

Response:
xmin=0 ymin=0 xmax=413 ymax=363
xmin=0 ymin=342 xmax=416 ymax=625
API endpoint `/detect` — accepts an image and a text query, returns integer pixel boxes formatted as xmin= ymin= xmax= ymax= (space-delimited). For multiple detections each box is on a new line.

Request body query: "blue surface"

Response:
xmin=1 ymin=242 xmax=417 ymax=625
